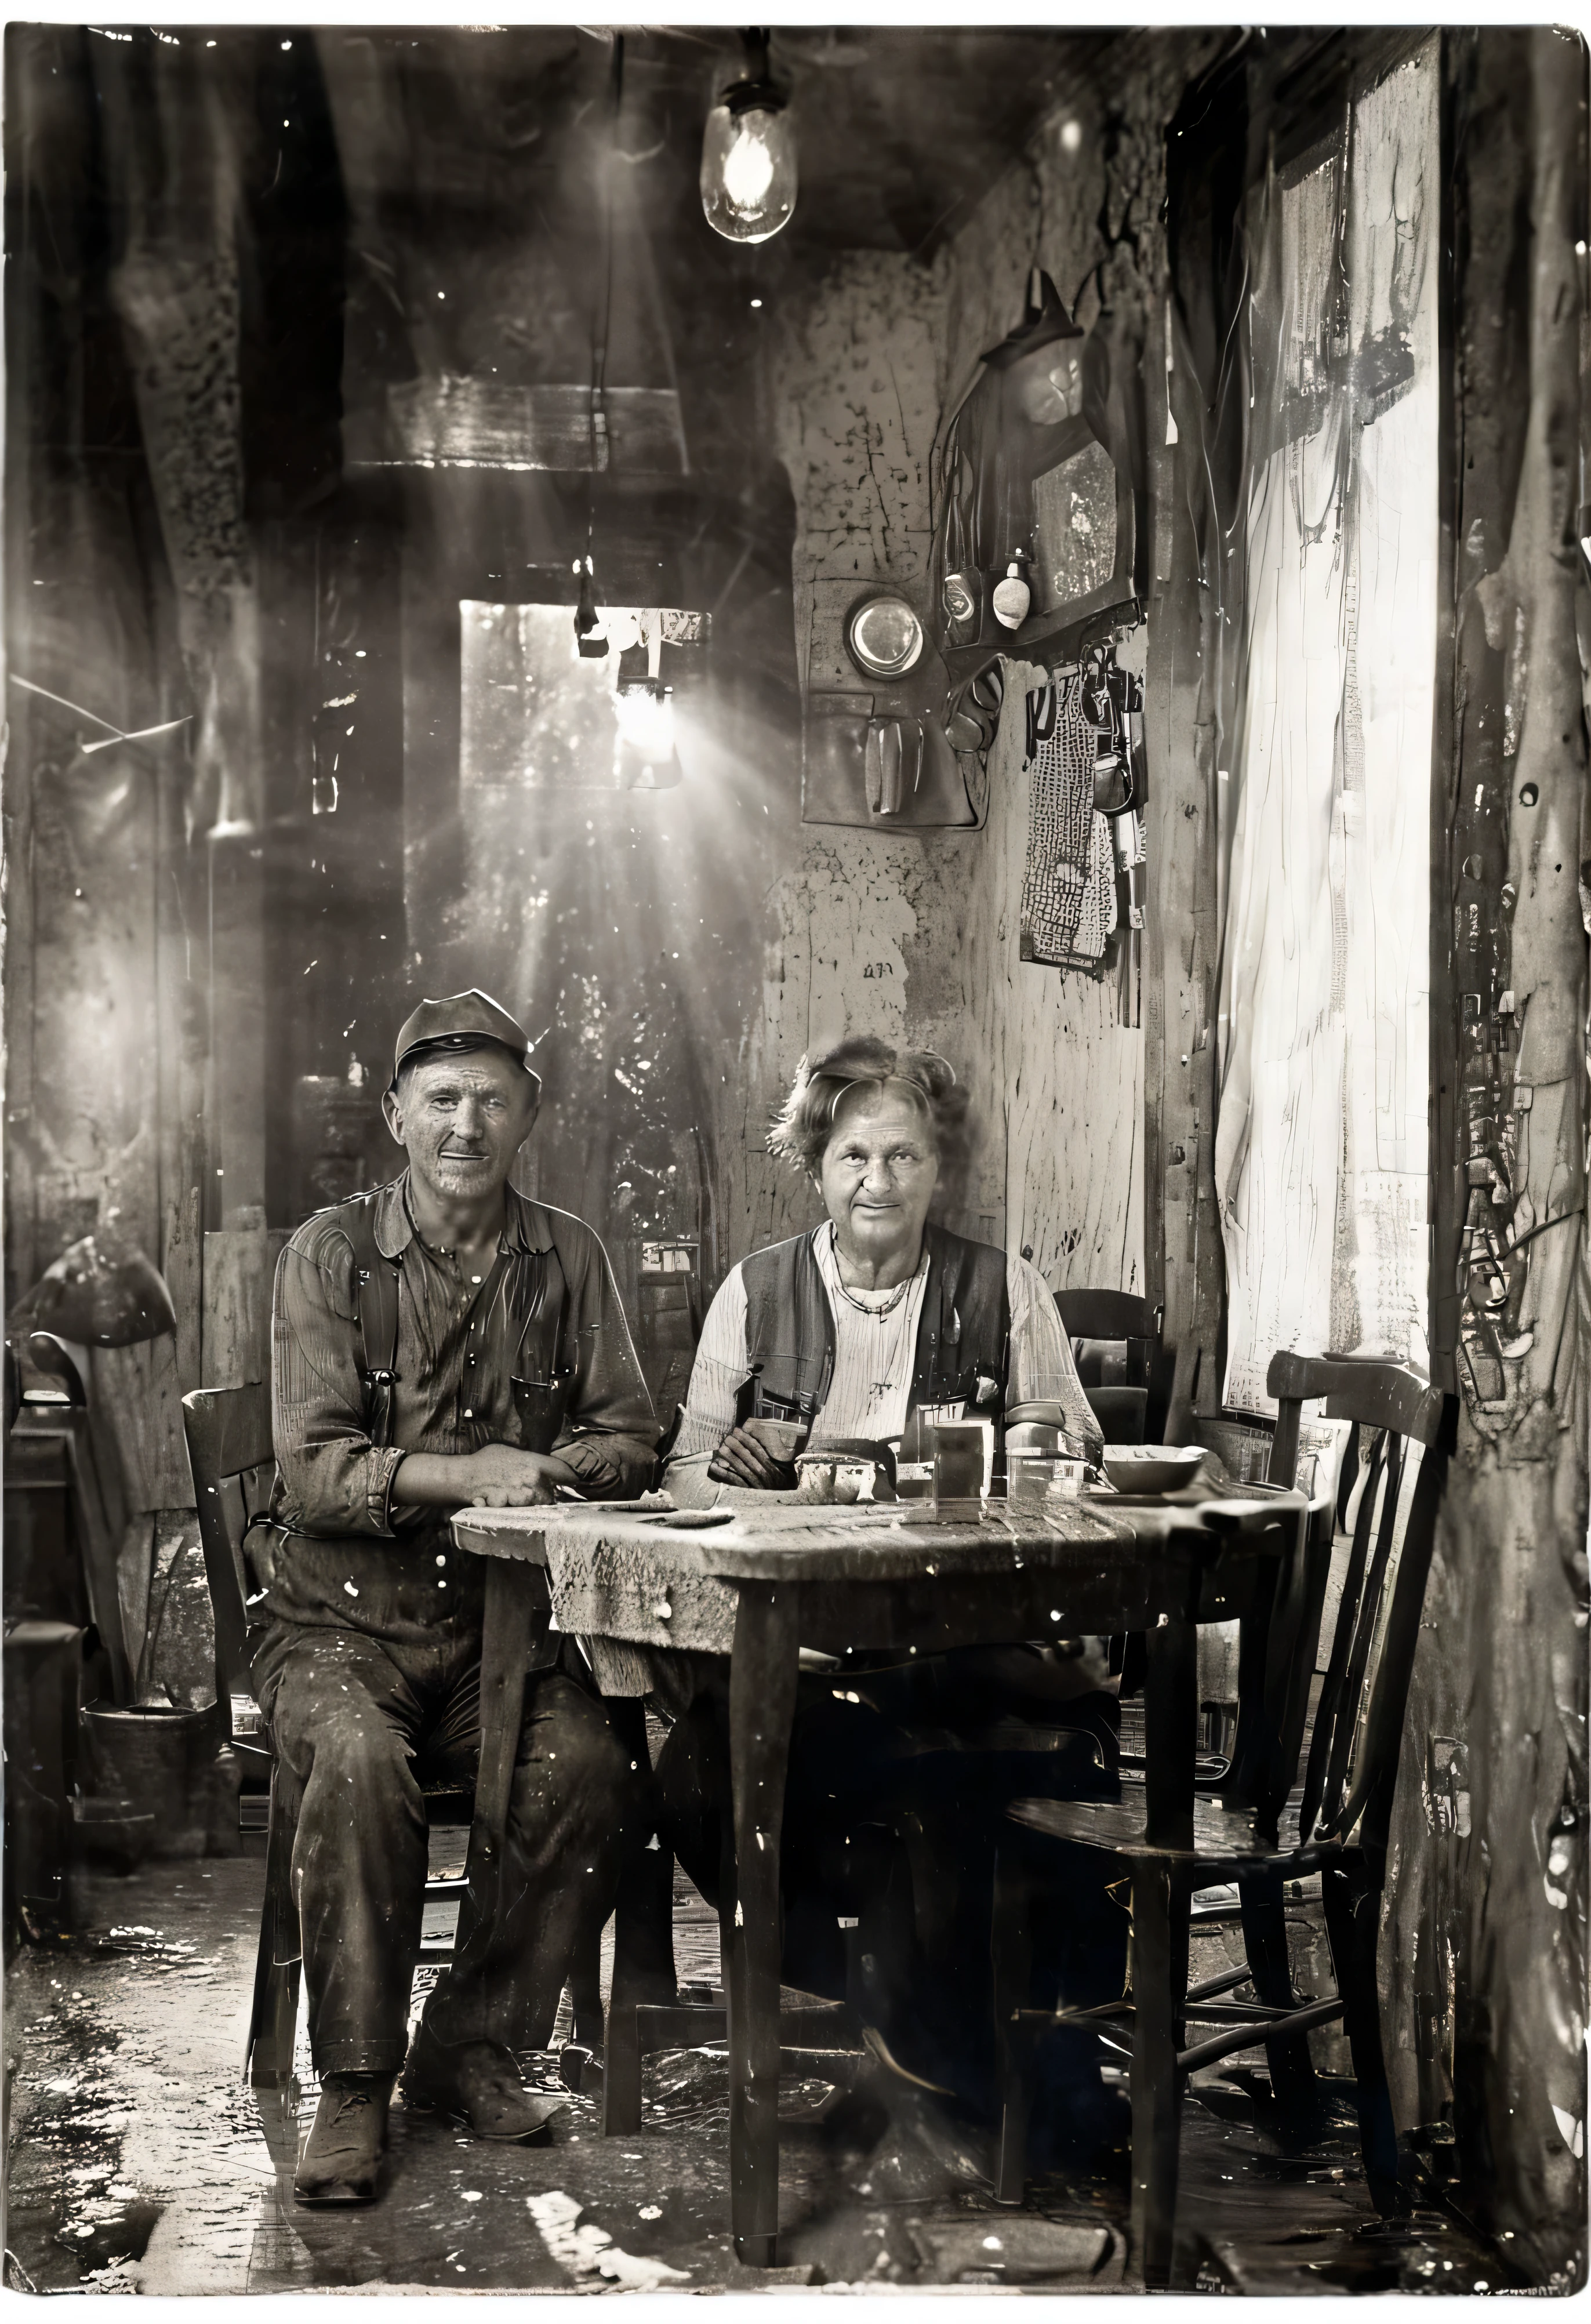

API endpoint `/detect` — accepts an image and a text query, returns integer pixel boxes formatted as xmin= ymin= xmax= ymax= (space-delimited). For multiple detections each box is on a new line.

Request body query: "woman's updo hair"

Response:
xmin=768 ymin=1036 xmax=976 ymax=1212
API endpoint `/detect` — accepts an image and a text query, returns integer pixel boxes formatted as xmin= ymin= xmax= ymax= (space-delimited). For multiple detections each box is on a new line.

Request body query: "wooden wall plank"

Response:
xmin=1381 ymin=30 xmax=1589 ymax=2279
xmin=200 ymin=1222 xmax=281 ymax=1390
xmin=115 ymin=1513 xmax=156 ymax=1701
xmin=715 ymin=99 xmax=1181 ymax=1302
xmin=88 ymin=1340 xmax=192 ymax=1513
xmin=973 ymin=655 xmax=1144 ymax=1290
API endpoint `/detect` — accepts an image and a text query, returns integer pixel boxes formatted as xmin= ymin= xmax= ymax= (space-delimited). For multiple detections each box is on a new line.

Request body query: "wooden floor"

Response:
xmin=3 ymin=1848 xmax=1506 ymax=2296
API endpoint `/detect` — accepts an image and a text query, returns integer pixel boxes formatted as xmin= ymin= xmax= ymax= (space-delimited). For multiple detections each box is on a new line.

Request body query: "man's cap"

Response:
xmin=391 ymin=989 xmax=542 ymax=1100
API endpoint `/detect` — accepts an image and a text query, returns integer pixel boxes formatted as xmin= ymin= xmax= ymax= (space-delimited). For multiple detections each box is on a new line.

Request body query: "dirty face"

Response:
xmin=382 ymin=1045 xmax=538 ymax=1207
xmin=817 ymin=1083 xmax=939 ymax=1269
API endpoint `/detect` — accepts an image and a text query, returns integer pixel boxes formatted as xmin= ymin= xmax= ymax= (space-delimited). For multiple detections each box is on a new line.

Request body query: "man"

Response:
xmin=252 ymin=990 xmax=656 ymax=2206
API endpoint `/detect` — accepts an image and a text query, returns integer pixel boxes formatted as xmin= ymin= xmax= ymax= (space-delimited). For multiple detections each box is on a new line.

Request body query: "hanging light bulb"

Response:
xmin=700 ymin=28 xmax=796 ymax=245
xmin=613 ymin=679 xmax=681 ymax=790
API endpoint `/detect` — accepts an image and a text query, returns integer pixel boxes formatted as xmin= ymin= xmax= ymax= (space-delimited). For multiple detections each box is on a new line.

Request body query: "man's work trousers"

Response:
xmin=253 ymin=1618 xmax=648 ymax=2078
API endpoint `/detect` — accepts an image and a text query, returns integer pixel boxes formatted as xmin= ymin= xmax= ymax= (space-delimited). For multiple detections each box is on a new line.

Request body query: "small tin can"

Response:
xmin=1005 ymin=1452 xmax=1052 ymax=1508
xmin=1008 ymin=1453 xmax=1089 ymax=1508
xmin=1044 ymin=1459 xmax=1089 ymax=1502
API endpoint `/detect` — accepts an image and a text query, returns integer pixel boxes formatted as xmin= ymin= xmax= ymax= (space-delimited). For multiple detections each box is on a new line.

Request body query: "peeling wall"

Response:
xmin=722 ymin=253 xmax=999 ymax=1261
xmin=727 ymin=45 xmax=1212 ymax=1288
xmin=778 ymin=252 xmax=943 ymax=627
xmin=4 ymin=28 xmax=206 ymax=1517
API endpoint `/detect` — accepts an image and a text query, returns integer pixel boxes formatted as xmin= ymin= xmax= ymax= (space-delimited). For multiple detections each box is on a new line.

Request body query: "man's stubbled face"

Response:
xmin=383 ymin=1047 xmax=537 ymax=1208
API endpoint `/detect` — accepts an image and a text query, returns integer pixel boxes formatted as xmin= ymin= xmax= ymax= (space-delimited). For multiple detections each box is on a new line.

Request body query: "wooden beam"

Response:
xmin=1385 ymin=28 xmax=1590 ymax=2279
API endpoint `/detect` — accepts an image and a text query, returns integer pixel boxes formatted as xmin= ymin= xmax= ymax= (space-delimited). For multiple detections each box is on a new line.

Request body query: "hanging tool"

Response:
xmin=1078 ymin=643 xmax=1147 ymax=1026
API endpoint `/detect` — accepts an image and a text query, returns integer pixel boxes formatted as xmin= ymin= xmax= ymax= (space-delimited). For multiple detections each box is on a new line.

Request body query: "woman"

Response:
xmin=666 ymin=1037 xmax=1102 ymax=1495
xmin=654 ymin=1040 xmax=1125 ymax=2154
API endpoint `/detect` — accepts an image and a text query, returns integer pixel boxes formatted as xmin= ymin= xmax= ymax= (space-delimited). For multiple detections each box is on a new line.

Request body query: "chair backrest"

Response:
xmin=1054 ymin=1289 xmax=1161 ymax=1343
xmin=1056 ymin=1291 xmax=1161 ymax=1387
xmin=1264 ymin=1352 xmax=1451 ymax=1863
xmin=1083 ymin=1385 xmax=1150 ymax=1446
xmin=1223 ymin=1490 xmax=1335 ymax=1832
xmin=181 ymin=1385 xmax=275 ymax=1729
xmin=1055 ymin=1294 xmax=1164 ymax=1441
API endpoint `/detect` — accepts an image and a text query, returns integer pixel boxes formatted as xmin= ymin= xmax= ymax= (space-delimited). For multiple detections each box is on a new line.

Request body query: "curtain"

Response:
xmin=1216 ymin=46 xmax=1439 ymax=1410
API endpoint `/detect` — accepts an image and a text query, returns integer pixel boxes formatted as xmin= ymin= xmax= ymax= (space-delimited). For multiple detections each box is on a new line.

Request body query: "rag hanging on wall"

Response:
xmin=1020 ymin=639 xmax=1146 ymax=1024
xmin=1021 ymin=673 xmax=1116 ymax=966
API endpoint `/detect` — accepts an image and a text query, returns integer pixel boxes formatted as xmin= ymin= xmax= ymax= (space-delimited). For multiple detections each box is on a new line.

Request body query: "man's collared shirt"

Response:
xmin=262 ymin=1174 xmax=655 ymax=1642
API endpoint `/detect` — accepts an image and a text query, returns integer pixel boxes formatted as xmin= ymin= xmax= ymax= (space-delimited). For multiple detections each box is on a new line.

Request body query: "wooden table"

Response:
xmin=452 ymin=1488 xmax=1304 ymax=2267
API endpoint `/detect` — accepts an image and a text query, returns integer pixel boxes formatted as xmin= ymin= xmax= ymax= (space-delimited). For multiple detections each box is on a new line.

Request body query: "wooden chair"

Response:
xmin=602 ymin=1981 xmax=863 ymax=2137
xmin=183 ymin=1384 xmax=589 ymax=2083
xmin=993 ymin=1353 xmax=1451 ymax=2285
xmin=3 ymin=1618 xmax=86 ymax=1937
xmin=9 ymin=1334 xmax=132 ymax=1704
xmin=600 ymin=1751 xmax=864 ymax=2136
xmin=989 ymin=1482 xmax=1334 ymax=2210
xmin=1054 ymin=1290 xmax=1165 ymax=1445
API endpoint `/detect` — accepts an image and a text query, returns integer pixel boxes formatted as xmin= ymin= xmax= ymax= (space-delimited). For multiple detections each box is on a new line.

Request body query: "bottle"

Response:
xmin=991 ymin=556 xmax=1031 ymax=631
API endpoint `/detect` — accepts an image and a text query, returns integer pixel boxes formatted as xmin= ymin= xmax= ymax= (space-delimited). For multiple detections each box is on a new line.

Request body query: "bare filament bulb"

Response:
xmin=701 ymin=57 xmax=796 ymax=245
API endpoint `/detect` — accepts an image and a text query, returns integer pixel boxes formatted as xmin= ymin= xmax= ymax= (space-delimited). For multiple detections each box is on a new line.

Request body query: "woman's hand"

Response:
xmin=707 ymin=1425 xmax=796 ymax=1490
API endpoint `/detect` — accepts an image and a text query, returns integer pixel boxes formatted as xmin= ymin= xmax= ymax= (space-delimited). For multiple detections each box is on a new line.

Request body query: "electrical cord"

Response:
xmin=585 ymin=32 xmax=624 ymax=572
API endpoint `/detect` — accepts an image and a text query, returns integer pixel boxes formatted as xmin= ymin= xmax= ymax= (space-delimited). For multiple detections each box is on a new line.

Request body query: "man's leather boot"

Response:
xmin=401 ymin=2019 xmax=568 ymax=2141
xmin=293 ymin=2071 xmax=394 ymax=2205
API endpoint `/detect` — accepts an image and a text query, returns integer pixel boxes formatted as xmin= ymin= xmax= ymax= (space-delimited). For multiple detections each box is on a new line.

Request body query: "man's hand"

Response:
xmin=466 ymin=1445 xmax=561 ymax=1508
xmin=393 ymin=1443 xmax=570 ymax=1510
xmin=707 ymin=1425 xmax=796 ymax=1491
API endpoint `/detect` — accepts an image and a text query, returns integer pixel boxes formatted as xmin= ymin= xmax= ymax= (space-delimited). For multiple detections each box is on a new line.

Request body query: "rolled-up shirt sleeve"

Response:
xmin=551 ymin=1221 xmax=659 ymax=1499
xmin=1007 ymin=1254 xmax=1105 ymax=1462
xmin=271 ymin=1228 xmax=406 ymax=1537
xmin=663 ymin=1267 xmax=747 ymax=1465
xmin=657 ymin=1266 xmax=750 ymax=1506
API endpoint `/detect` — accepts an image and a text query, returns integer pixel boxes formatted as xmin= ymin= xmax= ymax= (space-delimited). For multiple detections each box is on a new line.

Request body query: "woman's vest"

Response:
xmin=733 ymin=1222 xmax=1011 ymax=1448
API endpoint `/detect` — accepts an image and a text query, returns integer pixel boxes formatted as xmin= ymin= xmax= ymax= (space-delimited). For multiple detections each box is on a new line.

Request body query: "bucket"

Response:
xmin=72 ymin=1796 xmax=157 ymax=1875
xmin=81 ymin=1703 xmax=220 ymax=1860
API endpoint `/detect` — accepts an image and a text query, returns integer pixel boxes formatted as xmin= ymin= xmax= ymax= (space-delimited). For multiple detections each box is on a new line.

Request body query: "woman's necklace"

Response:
xmin=830 ymin=1228 xmax=920 ymax=1320
xmin=834 ymin=1273 xmax=913 ymax=1319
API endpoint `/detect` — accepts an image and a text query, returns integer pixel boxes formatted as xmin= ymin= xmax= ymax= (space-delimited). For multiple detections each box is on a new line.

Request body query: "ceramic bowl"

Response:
xmin=1101 ymin=1444 xmax=1207 ymax=1496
